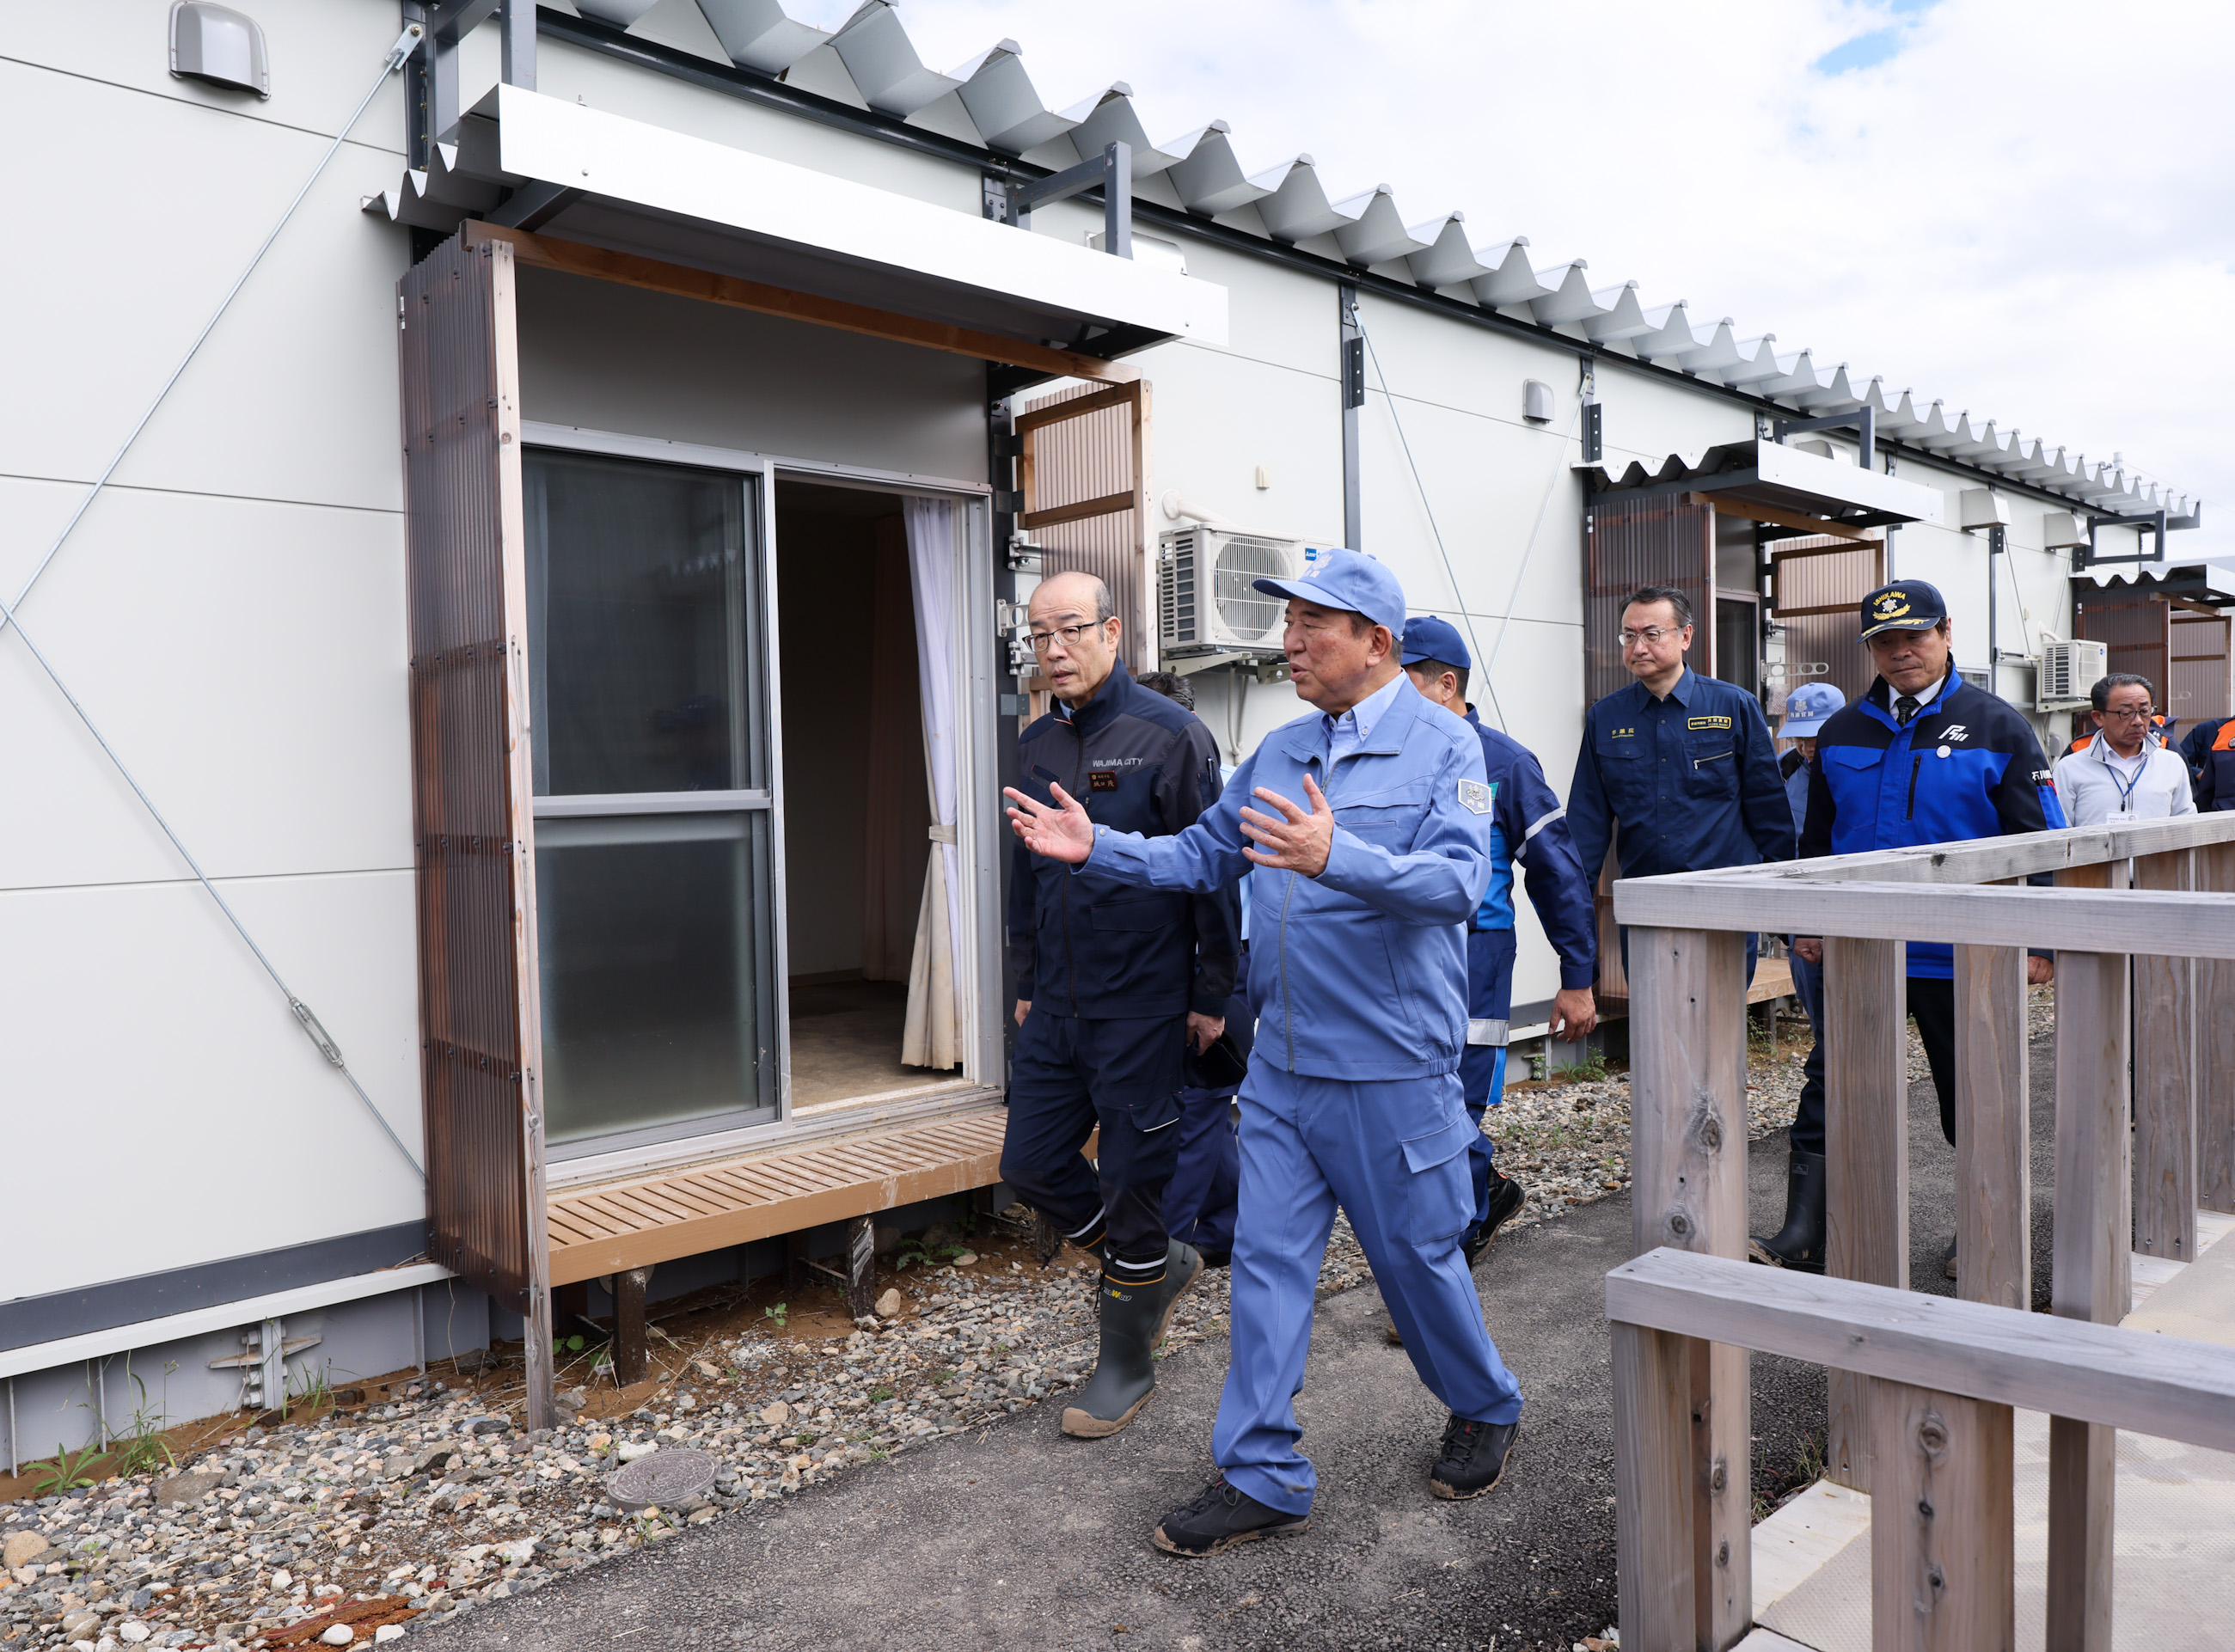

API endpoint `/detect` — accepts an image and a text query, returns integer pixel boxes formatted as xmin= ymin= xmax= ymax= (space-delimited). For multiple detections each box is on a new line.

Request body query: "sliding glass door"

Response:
xmin=524 ymin=449 xmax=779 ymax=1155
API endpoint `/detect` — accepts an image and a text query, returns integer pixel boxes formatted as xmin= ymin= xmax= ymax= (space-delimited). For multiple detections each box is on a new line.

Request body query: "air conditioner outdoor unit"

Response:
xmin=2036 ymin=639 xmax=2107 ymax=710
xmin=1158 ymin=527 xmax=1309 ymax=658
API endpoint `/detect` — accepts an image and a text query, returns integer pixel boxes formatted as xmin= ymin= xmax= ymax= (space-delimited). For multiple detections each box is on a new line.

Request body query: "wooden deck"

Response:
xmin=545 ymin=1103 xmax=1009 ymax=1286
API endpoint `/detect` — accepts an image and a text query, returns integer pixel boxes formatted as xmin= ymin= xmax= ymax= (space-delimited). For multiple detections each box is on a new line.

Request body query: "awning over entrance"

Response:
xmin=1578 ymin=438 xmax=1945 ymax=540
xmin=2075 ymin=560 xmax=2235 ymax=609
xmin=370 ymin=84 xmax=1226 ymax=357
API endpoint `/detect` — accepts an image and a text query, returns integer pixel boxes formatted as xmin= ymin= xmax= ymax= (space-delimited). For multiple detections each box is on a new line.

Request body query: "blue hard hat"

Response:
xmin=1252 ymin=546 xmax=1407 ymax=635
xmin=1399 ymin=615 xmax=1472 ymax=670
xmin=1779 ymin=680 xmax=1845 ymax=737
xmin=1858 ymin=580 xmax=1949 ymax=640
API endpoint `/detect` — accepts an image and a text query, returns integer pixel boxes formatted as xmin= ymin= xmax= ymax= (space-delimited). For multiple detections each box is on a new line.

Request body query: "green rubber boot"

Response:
xmin=1061 ymin=1240 xmax=1202 ymax=1438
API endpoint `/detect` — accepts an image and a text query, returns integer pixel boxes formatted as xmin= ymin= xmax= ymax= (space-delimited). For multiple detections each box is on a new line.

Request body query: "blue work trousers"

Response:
xmin=1214 ymin=1063 xmax=1525 ymax=1517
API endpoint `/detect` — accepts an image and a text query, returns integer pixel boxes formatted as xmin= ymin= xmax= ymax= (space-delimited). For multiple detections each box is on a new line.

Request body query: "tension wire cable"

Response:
xmin=0 ymin=27 xmax=429 ymax=1178
xmin=1481 ymin=393 xmax=1588 ymax=694
xmin=1353 ymin=320 xmax=1508 ymax=731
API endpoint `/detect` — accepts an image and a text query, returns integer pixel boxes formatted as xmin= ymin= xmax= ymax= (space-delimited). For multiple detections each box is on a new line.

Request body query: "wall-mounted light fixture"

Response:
xmin=169 ymin=2 xmax=270 ymax=98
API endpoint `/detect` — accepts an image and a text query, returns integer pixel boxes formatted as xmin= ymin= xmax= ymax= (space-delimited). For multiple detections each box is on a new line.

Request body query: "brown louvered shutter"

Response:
xmin=1769 ymin=535 xmax=1886 ymax=708
xmin=1017 ymin=380 xmax=1151 ymax=670
xmin=2075 ymin=598 xmax=2173 ymax=714
xmin=1580 ymin=493 xmax=1714 ymax=1000
xmin=2172 ymin=608 xmax=2232 ymax=723
xmin=398 ymin=234 xmax=552 ymax=1378
xmin=1582 ymin=495 xmax=1715 ymax=705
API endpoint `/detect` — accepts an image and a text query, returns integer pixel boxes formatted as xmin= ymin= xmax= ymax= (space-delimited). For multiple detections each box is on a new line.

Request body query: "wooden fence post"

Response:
xmin=2134 ymin=849 xmax=2198 ymax=1262
xmin=1612 ymin=1322 xmax=1701 ymax=1652
xmin=2195 ymin=840 xmax=2235 ymax=1215
xmin=1954 ymin=943 xmax=2030 ymax=1311
xmin=1625 ymin=925 xmax=1751 ymax=1649
xmin=1824 ymin=936 xmax=1907 ymax=1493
xmin=2046 ymin=949 xmax=2129 ymax=1652
xmin=613 ymin=1266 xmax=652 ymax=1388
xmin=1869 ymin=1379 xmax=2016 ymax=1652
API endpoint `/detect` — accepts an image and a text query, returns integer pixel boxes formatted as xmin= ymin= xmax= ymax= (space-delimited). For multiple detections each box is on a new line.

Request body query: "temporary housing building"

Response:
xmin=2 ymin=0 xmax=2207 ymax=1450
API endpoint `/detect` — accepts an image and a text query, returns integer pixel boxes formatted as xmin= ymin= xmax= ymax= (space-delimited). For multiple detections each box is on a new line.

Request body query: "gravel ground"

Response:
xmin=0 ymin=1016 xmax=1840 ymax=1652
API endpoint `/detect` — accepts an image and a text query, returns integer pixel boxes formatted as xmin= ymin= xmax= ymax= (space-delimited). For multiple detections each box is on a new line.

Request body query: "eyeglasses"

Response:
xmin=1028 ymin=619 xmax=1105 ymax=652
xmin=1619 ymin=626 xmax=1683 ymax=646
xmin=2099 ymin=706 xmax=2157 ymax=721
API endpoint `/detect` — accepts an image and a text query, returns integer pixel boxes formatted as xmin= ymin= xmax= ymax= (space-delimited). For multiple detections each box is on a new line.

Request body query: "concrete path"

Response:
xmin=417 ymin=1030 xmax=2052 ymax=1652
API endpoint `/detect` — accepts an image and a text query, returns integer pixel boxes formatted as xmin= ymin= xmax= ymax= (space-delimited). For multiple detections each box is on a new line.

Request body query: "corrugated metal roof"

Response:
xmin=371 ymin=0 xmax=2190 ymax=521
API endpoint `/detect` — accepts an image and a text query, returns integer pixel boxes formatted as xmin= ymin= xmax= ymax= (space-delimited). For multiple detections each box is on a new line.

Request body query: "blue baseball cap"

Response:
xmin=1779 ymin=681 xmax=1844 ymax=737
xmin=1858 ymin=580 xmax=1949 ymax=640
xmin=1399 ymin=615 xmax=1472 ymax=670
xmin=1252 ymin=546 xmax=1407 ymax=635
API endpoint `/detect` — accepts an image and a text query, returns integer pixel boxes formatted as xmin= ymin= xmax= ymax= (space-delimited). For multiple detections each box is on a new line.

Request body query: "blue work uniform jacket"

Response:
xmin=1801 ymin=675 xmax=2065 ymax=978
xmin=1081 ymin=675 xmax=1491 ymax=1083
xmin=1008 ymin=656 xmax=1239 ymax=1019
xmin=1566 ymin=669 xmax=1796 ymax=884
xmin=1467 ymin=708 xmax=1595 ymax=992
xmin=2183 ymin=717 xmax=2235 ymax=811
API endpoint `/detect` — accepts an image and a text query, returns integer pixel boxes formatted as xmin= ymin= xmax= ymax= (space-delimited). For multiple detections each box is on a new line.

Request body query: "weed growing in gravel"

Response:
xmin=106 ymin=1369 xmax=179 ymax=1478
xmin=762 ymin=1301 xmax=790 ymax=1329
xmin=28 ymin=1441 xmax=103 ymax=1497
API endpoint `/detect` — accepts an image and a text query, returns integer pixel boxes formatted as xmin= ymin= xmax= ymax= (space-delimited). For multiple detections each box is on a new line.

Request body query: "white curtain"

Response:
xmin=902 ymin=498 xmax=964 ymax=1068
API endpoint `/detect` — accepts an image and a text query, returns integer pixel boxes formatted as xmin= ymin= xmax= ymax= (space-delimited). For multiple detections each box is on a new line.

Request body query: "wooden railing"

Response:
xmin=1604 ymin=811 xmax=2235 ymax=1651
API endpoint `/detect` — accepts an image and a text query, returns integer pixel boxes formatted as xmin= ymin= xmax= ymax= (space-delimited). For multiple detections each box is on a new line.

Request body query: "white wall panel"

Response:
xmin=0 ymin=480 xmax=410 ymax=890
xmin=7 ymin=0 xmax=413 ymax=143
xmin=1130 ymin=342 xmax=1344 ymax=543
xmin=0 ymin=870 xmax=423 ymax=1300
xmin=0 ymin=62 xmax=410 ymax=511
xmin=1596 ymin=358 xmax=1760 ymax=470
xmin=515 ymin=268 xmax=988 ymax=482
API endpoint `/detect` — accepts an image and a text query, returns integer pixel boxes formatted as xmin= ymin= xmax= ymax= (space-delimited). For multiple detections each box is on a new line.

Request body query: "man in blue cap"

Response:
xmin=1566 ymin=584 xmax=1795 ymax=988
xmin=1006 ymin=548 xmax=1527 ymax=1557
xmin=1393 ymin=615 xmax=1596 ymax=1288
xmin=1754 ymin=580 xmax=2062 ymax=1278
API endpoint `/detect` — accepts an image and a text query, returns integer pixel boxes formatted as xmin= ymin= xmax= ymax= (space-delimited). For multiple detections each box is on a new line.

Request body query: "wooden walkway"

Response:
xmin=544 ymin=1104 xmax=1009 ymax=1286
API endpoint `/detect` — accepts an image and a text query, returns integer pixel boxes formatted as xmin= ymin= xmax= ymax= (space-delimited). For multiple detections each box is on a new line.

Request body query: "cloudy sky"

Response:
xmin=787 ymin=0 xmax=2232 ymax=552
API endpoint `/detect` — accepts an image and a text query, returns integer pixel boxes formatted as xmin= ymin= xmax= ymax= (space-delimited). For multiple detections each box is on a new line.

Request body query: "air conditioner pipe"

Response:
xmin=1160 ymin=492 xmax=1242 ymax=530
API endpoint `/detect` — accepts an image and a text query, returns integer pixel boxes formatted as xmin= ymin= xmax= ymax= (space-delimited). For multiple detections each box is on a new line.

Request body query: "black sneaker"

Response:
xmin=1943 ymin=1235 xmax=1958 ymax=1281
xmin=1463 ymin=1174 xmax=1528 ymax=1270
xmin=1430 ymin=1415 xmax=1518 ymax=1502
xmin=1151 ymin=1476 xmax=1308 ymax=1557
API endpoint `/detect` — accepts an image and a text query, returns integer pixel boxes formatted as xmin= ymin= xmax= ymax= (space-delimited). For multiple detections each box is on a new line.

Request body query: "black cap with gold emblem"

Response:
xmin=1857 ymin=579 xmax=1949 ymax=641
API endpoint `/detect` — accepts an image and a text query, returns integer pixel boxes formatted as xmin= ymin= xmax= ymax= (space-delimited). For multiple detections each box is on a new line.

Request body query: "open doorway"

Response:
xmin=775 ymin=479 xmax=969 ymax=1111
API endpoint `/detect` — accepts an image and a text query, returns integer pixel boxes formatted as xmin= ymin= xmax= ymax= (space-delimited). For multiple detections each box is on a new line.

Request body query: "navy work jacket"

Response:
xmin=1467 ymin=708 xmax=1595 ymax=991
xmin=1801 ymin=675 xmax=2065 ymax=978
xmin=1008 ymin=656 xmax=1238 ymax=1019
xmin=1566 ymin=669 xmax=1796 ymax=884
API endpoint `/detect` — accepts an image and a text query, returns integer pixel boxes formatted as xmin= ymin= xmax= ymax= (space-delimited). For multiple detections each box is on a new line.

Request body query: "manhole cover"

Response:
xmin=607 ymin=1448 xmax=716 ymax=1513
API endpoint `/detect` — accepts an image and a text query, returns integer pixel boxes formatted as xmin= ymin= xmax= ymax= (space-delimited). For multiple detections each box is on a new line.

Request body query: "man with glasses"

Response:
xmin=1566 ymin=584 xmax=1794 ymax=989
xmin=1003 ymin=571 xmax=1238 ymax=1440
xmin=2054 ymin=672 xmax=2196 ymax=826
xmin=1758 ymin=580 xmax=2063 ymax=1280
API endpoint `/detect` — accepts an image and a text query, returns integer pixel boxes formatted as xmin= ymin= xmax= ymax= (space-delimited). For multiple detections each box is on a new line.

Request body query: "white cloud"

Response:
xmin=888 ymin=0 xmax=2235 ymax=546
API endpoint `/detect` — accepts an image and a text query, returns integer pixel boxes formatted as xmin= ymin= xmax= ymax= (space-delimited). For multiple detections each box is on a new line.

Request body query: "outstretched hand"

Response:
xmin=1240 ymin=774 xmax=1335 ymax=877
xmin=1004 ymin=783 xmax=1095 ymax=864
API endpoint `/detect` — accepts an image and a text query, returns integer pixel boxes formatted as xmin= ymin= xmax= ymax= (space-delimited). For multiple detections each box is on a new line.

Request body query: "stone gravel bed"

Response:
xmin=0 ymin=1012 xmax=1874 ymax=1652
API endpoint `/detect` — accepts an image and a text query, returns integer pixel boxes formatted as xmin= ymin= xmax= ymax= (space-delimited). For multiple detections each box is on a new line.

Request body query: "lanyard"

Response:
xmin=2099 ymin=745 xmax=2146 ymax=812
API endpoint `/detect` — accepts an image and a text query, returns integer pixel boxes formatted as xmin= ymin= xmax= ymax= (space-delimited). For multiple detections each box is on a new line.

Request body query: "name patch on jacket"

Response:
xmin=1089 ymin=770 xmax=1120 ymax=792
xmin=1458 ymin=779 xmax=1492 ymax=815
xmin=1687 ymin=715 xmax=1733 ymax=731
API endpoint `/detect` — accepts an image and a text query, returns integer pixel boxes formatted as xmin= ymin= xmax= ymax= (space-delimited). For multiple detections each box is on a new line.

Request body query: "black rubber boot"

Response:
xmin=1062 ymin=1239 xmax=1203 ymax=1438
xmin=1748 ymin=1148 xmax=1827 ymax=1272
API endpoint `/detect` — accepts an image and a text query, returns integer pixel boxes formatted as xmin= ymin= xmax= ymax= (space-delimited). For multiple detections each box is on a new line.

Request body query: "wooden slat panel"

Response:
xmin=1020 ymin=380 xmax=1149 ymax=671
xmin=1869 ymin=1380 xmax=2016 ymax=1652
xmin=547 ymin=1108 xmax=1010 ymax=1285
xmin=1955 ymin=942 xmax=2030 ymax=1312
xmin=1825 ymin=936 xmax=1908 ymax=1494
xmin=1584 ymin=494 xmax=1716 ymax=705
xmin=2200 ymin=841 xmax=2235 ymax=1215
xmin=1625 ymin=926 xmax=1751 ymax=1648
xmin=2134 ymin=849 xmax=2199 ymax=1262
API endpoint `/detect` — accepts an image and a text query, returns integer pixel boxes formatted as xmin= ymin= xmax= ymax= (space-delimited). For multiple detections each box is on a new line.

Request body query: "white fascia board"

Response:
xmin=494 ymin=85 xmax=1228 ymax=346
xmin=1754 ymin=439 xmax=1946 ymax=526
xmin=0 ymin=1263 xmax=452 ymax=1381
